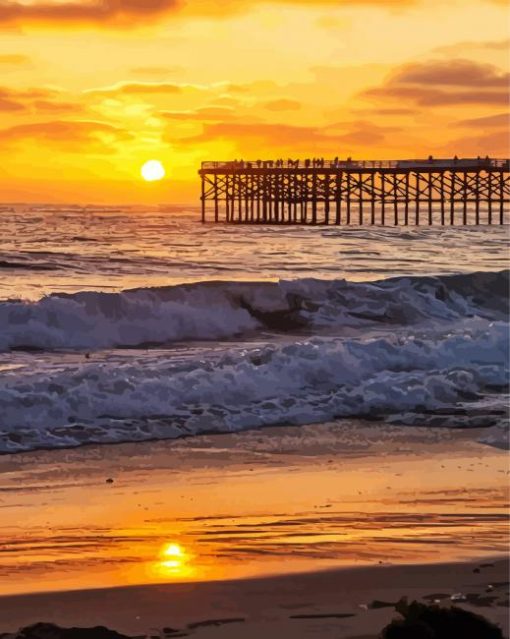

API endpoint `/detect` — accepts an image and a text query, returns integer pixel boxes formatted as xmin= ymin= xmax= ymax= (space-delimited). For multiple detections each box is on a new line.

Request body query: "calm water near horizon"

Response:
xmin=0 ymin=204 xmax=508 ymax=300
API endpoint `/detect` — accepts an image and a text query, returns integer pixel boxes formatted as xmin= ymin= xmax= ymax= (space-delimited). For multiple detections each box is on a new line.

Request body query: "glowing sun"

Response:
xmin=141 ymin=160 xmax=165 ymax=182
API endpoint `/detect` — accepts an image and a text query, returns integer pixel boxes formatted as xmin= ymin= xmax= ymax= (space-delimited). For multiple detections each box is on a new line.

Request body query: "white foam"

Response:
xmin=0 ymin=321 xmax=507 ymax=452
xmin=0 ymin=271 xmax=507 ymax=351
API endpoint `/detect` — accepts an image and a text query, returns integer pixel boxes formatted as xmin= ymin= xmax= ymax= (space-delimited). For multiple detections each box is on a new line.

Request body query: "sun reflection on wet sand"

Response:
xmin=151 ymin=542 xmax=196 ymax=580
xmin=0 ymin=422 xmax=508 ymax=595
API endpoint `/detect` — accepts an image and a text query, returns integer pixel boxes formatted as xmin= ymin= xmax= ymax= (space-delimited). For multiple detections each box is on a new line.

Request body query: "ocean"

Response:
xmin=0 ymin=205 xmax=508 ymax=453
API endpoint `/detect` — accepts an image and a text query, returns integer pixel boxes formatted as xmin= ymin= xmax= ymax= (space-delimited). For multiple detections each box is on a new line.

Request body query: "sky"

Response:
xmin=0 ymin=0 xmax=508 ymax=204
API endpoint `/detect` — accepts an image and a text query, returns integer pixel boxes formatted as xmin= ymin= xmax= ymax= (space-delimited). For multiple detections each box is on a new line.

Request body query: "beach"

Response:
xmin=0 ymin=421 xmax=508 ymax=637
xmin=0 ymin=211 xmax=508 ymax=636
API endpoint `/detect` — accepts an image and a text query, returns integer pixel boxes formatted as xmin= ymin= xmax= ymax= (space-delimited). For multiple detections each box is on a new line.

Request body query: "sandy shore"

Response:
xmin=0 ymin=420 xmax=508 ymax=636
xmin=0 ymin=558 xmax=507 ymax=638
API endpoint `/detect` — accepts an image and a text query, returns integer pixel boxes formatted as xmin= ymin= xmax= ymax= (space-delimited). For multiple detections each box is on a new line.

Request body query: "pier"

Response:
xmin=199 ymin=158 xmax=510 ymax=225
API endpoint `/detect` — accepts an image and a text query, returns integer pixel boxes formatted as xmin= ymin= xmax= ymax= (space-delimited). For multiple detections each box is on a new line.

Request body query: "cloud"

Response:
xmin=264 ymin=99 xmax=302 ymax=111
xmin=456 ymin=112 xmax=508 ymax=128
xmin=0 ymin=0 xmax=463 ymax=28
xmin=32 ymin=99 xmax=87 ymax=114
xmin=0 ymin=86 xmax=49 ymax=111
xmin=0 ymin=1 xmax=179 ymax=26
xmin=87 ymin=81 xmax=182 ymax=96
xmin=444 ymin=131 xmax=509 ymax=157
xmin=390 ymin=58 xmax=509 ymax=87
xmin=361 ymin=59 xmax=510 ymax=107
xmin=363 ymin=85 xmax=508 ymax=106
xmin=0 ymin=85 xmax=85 ymax=114
xmin=0 ymin=119 xmax=133 ymax=152
xmin=0 ymin=97 xmax=25 ymax=112
xmin=433 ymin=38 xmax=510 ymax=55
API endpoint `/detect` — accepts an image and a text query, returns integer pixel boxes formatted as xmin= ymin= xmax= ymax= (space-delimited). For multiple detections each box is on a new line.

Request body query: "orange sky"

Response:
xmin=0 ymin=0 xmax=508 ymax=204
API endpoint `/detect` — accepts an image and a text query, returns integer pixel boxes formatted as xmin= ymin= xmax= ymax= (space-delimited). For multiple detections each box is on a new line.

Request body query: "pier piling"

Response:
xmin=199 ymin=158 xmax=510 ymax=225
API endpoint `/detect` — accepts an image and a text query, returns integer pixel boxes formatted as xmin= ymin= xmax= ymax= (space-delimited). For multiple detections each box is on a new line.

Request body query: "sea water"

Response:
xmin=0 ymin=205 xmax=508 ymax=452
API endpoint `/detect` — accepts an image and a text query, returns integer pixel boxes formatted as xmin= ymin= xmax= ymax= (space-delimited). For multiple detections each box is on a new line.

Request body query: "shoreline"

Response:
xmin=0 ymin=558 xmax=507 ymax=638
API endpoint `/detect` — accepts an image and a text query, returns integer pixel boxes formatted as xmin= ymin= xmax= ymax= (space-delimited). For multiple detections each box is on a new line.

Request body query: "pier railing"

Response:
xmin=198 ymin=158 xmax=510 ymax=225
xmin=201 ymin=158 xmax=510 ymax=171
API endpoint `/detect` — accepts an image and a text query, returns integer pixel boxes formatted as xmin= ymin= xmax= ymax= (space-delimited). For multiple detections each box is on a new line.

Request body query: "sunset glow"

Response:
xmin=0 ymin=0 xmax=507 ymax=204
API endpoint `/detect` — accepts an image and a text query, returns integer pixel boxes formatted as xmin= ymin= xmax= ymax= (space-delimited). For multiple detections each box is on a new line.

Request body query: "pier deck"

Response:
xmin=199 ymin=158 xmax=510 ymax=225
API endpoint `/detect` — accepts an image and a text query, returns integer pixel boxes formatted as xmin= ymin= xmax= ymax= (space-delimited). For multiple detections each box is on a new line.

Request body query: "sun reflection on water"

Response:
xmin=152 ymin=542 xmax=195 ymax=579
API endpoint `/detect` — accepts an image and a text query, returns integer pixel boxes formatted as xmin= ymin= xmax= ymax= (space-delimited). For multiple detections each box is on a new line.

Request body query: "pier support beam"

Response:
xmin=198 ymin=159 xmax=510 ymax=226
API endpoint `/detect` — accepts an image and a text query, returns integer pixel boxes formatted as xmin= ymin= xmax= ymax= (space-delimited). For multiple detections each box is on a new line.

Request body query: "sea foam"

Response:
xmin=0 ymin=270 xmax=507 ymax=351
xmin=0 ymin=320 xmax=507 ymax=452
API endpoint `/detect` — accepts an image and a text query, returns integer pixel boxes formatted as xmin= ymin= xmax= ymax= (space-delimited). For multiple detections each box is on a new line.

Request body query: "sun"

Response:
xmin=141 ymin=160 xmax=166 ymax=182
xmin=161 ymin=543 xmax=184 ymax=559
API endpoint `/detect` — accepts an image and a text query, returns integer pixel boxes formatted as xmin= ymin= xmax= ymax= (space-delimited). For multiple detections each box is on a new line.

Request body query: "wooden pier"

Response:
xmin=199 ymin=158 xmax=510 ymax=225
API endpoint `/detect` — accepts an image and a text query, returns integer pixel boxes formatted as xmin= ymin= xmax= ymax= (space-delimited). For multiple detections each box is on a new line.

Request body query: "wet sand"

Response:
xmin=0 ymin=558 xmax=507 ymax=638
xmin=0 ymin=420 xmax=508 ymax=636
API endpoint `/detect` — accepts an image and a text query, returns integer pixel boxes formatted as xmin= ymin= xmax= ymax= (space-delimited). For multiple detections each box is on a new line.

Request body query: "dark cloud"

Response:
xmin=391 ymin=59 xmax=509 ymax=87
xmin=361 ymin=59 xmax=510 ymax=107
xmin=363 ymin=85 xmax=508 ymax=106
xmin=0 ymin=0 xmax=179 ymax=26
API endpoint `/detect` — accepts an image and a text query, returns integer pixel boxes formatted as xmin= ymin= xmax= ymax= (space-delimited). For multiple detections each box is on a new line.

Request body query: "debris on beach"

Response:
xmin=0 ymin=622 xmax=132 ymax=639
xmin=380 ymin=598 xmax=504 ymax=639
xmin=450 ymin=592 xmax=467 ymax=602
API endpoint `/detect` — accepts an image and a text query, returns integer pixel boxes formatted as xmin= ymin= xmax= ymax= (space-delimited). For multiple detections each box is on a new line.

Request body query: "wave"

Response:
xmin=0 ymin=271 xmax=507 ymax=352
xmin=0 ymin=322 xmax=507 ymax=453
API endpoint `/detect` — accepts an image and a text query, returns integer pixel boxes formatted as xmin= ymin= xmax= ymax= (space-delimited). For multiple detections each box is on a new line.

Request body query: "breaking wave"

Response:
xmin=0 ymin=320 xmax=508 ymax=453
xmin=0 ymin=270 xmax=507 ymax=351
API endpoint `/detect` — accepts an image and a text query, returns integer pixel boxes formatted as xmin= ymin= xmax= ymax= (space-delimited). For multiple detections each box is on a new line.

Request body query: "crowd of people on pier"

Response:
xmin=226 ymin=157 xmax=356 ymax=169
xmin=205 ymin=155 xmax=504 ymax=170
